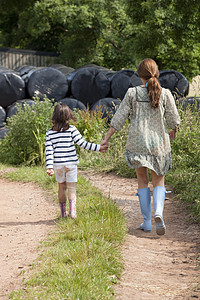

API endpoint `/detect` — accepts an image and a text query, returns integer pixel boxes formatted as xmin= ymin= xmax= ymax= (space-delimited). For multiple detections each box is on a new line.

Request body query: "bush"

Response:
xmin=73 ymin=106 xmax=106 ymax=145
xmin=166 ymin=101 xmax=200 ymax=220
xmin=0 ymin=97 xmax=54 ymax=165
xmin=78 ymin=117 xmax=136 ymax=177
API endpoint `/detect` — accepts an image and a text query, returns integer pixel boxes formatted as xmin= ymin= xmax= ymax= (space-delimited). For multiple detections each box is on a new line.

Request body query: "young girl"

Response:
xmin=46 ymin=103 xmax=107 ymax=218
xmin=102 ymin=58 xmax=180 ymax=235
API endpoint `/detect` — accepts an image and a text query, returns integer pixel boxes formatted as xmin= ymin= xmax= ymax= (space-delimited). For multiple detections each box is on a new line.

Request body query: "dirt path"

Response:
xmin=0 ymin=171 xmax=199 ymax=300
xmin=79 ymin=170 xmax=200 ymax=300
xmin=0 ymin=177 xmax=57 ymax=299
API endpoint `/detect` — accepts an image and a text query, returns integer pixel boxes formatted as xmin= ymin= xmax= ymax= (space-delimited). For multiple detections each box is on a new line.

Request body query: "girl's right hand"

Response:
xmin=100 ymin=141 xmax=109 ymax=152
xmin=46 ymin=168 xmax=54 ymax=176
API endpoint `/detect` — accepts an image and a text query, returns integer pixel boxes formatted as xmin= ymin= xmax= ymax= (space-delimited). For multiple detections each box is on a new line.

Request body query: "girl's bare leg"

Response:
xmin=67 ymin=182 xmax=77 ymax=218
xmin=58 ymin=182 xmax=67 ymax=217
xmin=58 ymin=182 xmax=67 ymax=202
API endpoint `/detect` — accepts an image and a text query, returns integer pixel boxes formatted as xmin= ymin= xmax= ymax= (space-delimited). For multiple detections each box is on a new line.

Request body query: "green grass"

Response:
xmin=165 ymin=104 xmax=200 ymax=221
xmin=0 ymin=165 xmax=127 ymax=300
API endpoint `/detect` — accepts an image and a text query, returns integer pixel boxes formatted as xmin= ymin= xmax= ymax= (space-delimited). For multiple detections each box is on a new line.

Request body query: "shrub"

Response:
xmin=0 ymin=97 xmax=54 ymax=165
xmin=166 ymin=100 xmax=200 ymax=220
xmin=0 ymin=99 xmax=110 ymax=166
xmin=78 ymin=117 xmax=136 ymax=177
xmin=73 ymin=106 xmax=107 ymax=145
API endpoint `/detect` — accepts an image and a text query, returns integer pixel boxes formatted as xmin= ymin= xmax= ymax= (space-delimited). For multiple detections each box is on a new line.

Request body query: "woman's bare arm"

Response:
xmin=101 ymin=127 xmax=116 ymax=146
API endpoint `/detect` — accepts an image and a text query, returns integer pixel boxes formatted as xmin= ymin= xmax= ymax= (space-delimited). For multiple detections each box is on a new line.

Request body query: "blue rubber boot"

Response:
xmin=153 ymin=186 xmax=166 ymax=235
xmin=137 ymin=187 xmax=152 ymax=232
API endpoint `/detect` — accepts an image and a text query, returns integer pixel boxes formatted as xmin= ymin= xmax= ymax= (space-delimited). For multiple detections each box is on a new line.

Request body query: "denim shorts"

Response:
xmin=53 ymin=165 xmax=77 ymax=183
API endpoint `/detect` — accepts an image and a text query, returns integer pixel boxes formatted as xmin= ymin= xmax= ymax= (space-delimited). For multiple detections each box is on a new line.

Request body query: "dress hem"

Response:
xmin=124 ymin=149 xmax=172 ymax=176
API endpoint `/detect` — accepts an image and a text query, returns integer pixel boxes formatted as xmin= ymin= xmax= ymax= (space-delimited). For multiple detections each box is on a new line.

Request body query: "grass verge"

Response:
xmin=165 ymin=105 xmax=200 ymax=222
xmin=0 ymin=165 xmax=127 ymax=300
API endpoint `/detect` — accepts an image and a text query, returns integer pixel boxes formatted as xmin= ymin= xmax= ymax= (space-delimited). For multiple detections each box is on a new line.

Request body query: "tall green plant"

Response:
xmin=73 ymin=107 xmax=106 ymax=143
xmin=78 ymin=116 xmax=135 ymax=177
xmin=166 ymin=101 xmax=200 ymax=219
xmin=0 ymin=97 xmax=54 ymax=165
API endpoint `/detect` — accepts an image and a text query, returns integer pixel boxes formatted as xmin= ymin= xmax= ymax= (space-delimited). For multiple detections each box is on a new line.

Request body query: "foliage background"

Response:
xmin=0 ymin=0 xmax=200 ymax=79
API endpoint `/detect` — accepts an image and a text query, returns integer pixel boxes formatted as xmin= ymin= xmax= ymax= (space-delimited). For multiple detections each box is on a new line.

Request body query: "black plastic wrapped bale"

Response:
xmin=102 ymin=69 xmax=116 ymax=79
xmin=71 ymin=67 xmax=110 ymax=106
xmin=50 ymin=65 xmax=75 ymax=97
xmin=27 ymin=67 xmax=69 ymax=101
xmin=65 ymin=65 xmax=104 ymax=88
xmin=159 ymin=70 xmax=189 ymax=98
xmin=66 ymin=70 xmax=78 ymax=86
xmin=130 ymin=72 xmax=143 ymax=87
xmin=66 ymin=65 xmax=102 ymax=87
xmin=90 ymin=98 xmax=120 ymax=122
xmin=0 ymin=106 xmax=6 ymax=127
xmin=78 ymin=64 xmax=116 ymax=80
xmin=110 ymin=69 xmax=135 ymax=100
xmin=6 ymin=99 xmax=36 ymax=119
xmin=59 ymin=98 xmax=86 ymax=111
xmin=0 ymin=126 xmax=8 ymax=139
xmin=50 ymin=64 xmax=75 ymax=76
xmin=16 ymin=65 xmax=37 ymax=84
xmin=178 ymin=97 xmax=200 ymax=111
xmin=78 ymin=64 xmax=109 ymax=70
xmin=0 ymin=66 xmax=11 ymax=72
xmin=15 ymin=65 xmax=35 ymax=74
xmin=0 ymin=70 xmax=26 ymax=108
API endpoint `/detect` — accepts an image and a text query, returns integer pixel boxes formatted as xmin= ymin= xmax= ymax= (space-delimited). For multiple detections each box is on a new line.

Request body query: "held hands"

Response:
xmin=100 ymin=127 xmax=116 ymax=153
xmin=46 ymin=168 xmax=54 ymax=176
xmin=100 ymin=140 xmax=109 ymax=153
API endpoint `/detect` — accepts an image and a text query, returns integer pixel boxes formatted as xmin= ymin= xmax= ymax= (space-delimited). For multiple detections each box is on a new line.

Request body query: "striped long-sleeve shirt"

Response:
xmin=46 ymin=125 xmax=100 ymax=169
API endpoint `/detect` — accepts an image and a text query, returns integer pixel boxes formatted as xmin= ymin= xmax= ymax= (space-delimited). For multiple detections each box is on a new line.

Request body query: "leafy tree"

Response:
xmin=125 ymin=0 xmax=200 ymax=79
xmin=0 ymin=0 xmax=132 ymax=69
xmin=0 ymin=0 xmax=200 ymax=78
xmin=0 ymin=0 xmax=35 ymax=47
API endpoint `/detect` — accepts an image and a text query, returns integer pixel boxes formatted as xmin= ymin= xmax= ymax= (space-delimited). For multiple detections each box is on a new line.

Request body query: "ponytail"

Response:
xmin=146 ymin=76 xmax=161 ymax=108
xmin=137 ymin=58 xmax=162 ymax=108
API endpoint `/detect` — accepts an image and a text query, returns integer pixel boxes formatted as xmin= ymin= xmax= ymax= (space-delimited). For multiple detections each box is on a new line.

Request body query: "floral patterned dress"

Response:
xmin=110 ymin=86 xmax=181 ymax=175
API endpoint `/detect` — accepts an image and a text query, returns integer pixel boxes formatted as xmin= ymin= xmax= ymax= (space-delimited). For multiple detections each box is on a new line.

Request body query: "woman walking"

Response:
xmin=102 ymin=58 xmax=180 ymax=235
